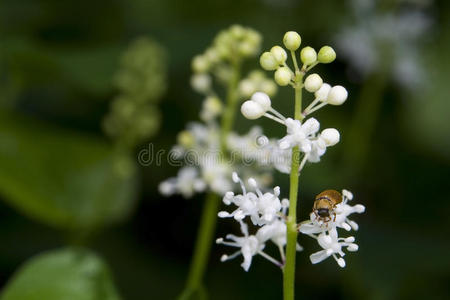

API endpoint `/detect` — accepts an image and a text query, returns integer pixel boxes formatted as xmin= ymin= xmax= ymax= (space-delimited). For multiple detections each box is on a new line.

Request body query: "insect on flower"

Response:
xmin=312 ymin=189 xmax=342 ymax=222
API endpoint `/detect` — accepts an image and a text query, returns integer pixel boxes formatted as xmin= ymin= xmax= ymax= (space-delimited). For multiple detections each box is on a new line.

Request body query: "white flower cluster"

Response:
xmin=217 ymin=173 xmax=302 ymax=271
xmin=159 ymin=122 xmax=275 ymax=198
xmin=217 ymin=30 xmax=366 ymax=273
xmin=335 ymin=0 xmax=432 ymax=89
xmin=160 ymin=25 xmax=280 ymax=199
xmin=299 ymin=190 xmax=365 ymax=267
xmin=240 ymin=90 xmax=343 ymax=169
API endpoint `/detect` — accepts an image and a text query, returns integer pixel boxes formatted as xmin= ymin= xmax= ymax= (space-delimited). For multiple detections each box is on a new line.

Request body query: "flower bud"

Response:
xmin=270 ymin=46 xmax=287 ymax=64
xmin=251 ymin=92 xmax=271 ymax=111
xmin=260 ymin=52 xmax=279 ymax=71
xmin=321 ymin=128 xmax=340 ymax=146
xmin=204 ymin=96 xmax=222 ymax=114
xmin=177 ymin=130 xmax=194 ymax=148
xmin=190 ymin=73 xmax=211 ymax=93
xmin=327 ymin=85 xmax=348 ymax=105
xmin=238 ymin=41 xmax=255 ymax=56
xmin=260 ymin=80 xmax=277 ymax=97
xmin=238 ymin=79 xmax=255 ymax=98
xmin=304 ymin=73 xmax=323 ymax=92
xmin=274 ymin=67 xmax=292 ymax=86
xmin=283 ymin=31 xmax=301 ymax=51
xmin=241 ymin=100 xmax=265 ymax=119
xmin=230 ymin=24 xmax=245 ymax=39
xmin=318 ymin=46 xmax=336 ymax=63
xmin=315 ymin=83 xmax=331 ymax=102
xmin=192 ymin=55 xmax=209 ymax=73
xmin=300 ymin=46 xmax=317 ymax=65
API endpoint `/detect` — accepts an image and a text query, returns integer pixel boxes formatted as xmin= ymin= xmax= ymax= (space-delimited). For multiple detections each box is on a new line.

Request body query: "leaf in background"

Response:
xmin=0 ymin=112 xmax=138 ymax=231
xmin=0 ymin=248 xmax=121 ymax=300
xmin=1 ymin=37 xmax=122 ymax=96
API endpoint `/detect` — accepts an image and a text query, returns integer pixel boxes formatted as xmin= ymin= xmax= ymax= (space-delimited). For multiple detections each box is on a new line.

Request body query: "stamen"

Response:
xmin=263 ymin=113 xmax=286 ymax=125
xmin=258 ymin=251 xmax=283 ymax=267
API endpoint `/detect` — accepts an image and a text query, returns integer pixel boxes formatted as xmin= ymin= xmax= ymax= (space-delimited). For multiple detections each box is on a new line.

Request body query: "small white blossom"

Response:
xmin=299 ymin=189 xmax=364 ymax=268
xmin=158 ymin=167 xmax=206 ymax=198
xmin=279 ymin=118 xmax=320 ymax=152
xmin=309 ymin=228 xmax=358 ymax=268
xmin=219 ymin=173 xmax=284 ymax=226
xmin=216 ymin=221 xmax=265 ymax=271
xmin=217 ymin=175 xmax=300 ymax=271
xmin=299 ymin=189 xmax=365 ymax=234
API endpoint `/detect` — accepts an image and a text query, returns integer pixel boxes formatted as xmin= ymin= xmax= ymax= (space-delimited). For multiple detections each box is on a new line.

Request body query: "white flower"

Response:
xmin=256 ymin=217 xmax=303 ymax=252
xmin=201 ymin=161 xmax=233 ymax=195
xmin=158 ymin=167 xmax=206 ymax=198
xmin=216 ymin=221 xmax=265 ymax=271
xmin=279 ymin=118 xmax=320 ymax=152
xmin=299 ymin=189 xmax=365 ymax=234
xmin=309 ymin=228 xmax=358 ymax=268
xmin=218 ymin=173 xmax=284 ymax=226
xmin=307 ymin=128 xmax=340 ymax=163
xmin=335 ymin=0 xmax=432 ymax=88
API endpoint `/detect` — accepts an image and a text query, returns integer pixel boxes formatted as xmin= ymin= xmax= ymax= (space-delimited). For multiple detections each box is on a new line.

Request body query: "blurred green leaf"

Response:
xmin=0 ymin=248 xmax=121 ymax=300
xmin=0 ymin=112 xmax=138 ymax=231
xmin=1 ymin=37 xmax=121 ymax=96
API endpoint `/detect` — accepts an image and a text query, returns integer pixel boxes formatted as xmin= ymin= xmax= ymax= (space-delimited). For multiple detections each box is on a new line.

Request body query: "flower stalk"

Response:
xmin=283 ymin=81 xmax=303 ymax=300
xmin=181 ymin=62 xmax=241 ymax=299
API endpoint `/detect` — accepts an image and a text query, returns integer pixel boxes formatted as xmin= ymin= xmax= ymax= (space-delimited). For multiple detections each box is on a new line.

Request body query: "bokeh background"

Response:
xmin=0 ymin=0 xmax=449 ymax=299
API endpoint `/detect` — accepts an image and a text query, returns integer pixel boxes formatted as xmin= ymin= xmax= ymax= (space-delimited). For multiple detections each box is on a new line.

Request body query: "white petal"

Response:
xmin=354 ymin=204 xmax=366 ymax=213
xmin=310 ymin=250 xmax=331 ymax=264
xmin=336 ymin=257 xmax=346 ymax=267
xmin=347 ymin=244 xmax=359 ymax=252
xmin=218 ymin=211 xmax=230 ymax=218
xmin=299 ymin=223 xmax=324 ymax=234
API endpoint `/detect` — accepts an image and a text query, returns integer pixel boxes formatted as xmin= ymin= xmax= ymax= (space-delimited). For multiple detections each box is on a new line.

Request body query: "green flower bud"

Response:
xmin=270 ymin=46 xmax=287 ymax=64
xmin=260 ymin=80 xmax=278 ymax=97
xmin=300 ymin=46 xmax=317 ymax=65
xmin=283 ymin=31 xmax=302 ymax=51
xmin=230 ymin=24 xmax=245 ymax=39
xmin=260 ymin=52 xmax=279 ymax=71
xmin=274 ymin=67 xmax=293 ymax=86
xmin=318 ymin=46 xmax=336 ymax=63
xmin=177 ymin=130 xmax=195 ymax=148
xmin=192 ymin=55 xmax=209 ymax=73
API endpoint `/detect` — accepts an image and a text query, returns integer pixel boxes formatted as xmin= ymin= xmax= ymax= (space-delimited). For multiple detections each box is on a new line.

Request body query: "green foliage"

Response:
xmin=0 ymin=112 xmax=138 ymax=231
xmin=103 ymin=37 xmax=167 ymax=149
xmin=0 ymin=248 xmax=121 ymax=300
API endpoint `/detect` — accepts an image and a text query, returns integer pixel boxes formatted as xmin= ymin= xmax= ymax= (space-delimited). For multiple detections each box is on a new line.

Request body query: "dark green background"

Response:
xmin=0 ymin=0 xmax=449 ymax=299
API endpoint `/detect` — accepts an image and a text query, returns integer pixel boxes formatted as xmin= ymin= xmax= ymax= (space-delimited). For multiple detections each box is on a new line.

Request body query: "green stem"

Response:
xmin=220 ymin=61 xmax=241 ymax=150
xmin=180 ymin=192 xmax=220 ymax=300
xmin=180 ymin=60 xmax=241 ymax=299
xmin=283 ymin=84 xmax=303 ymax=300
